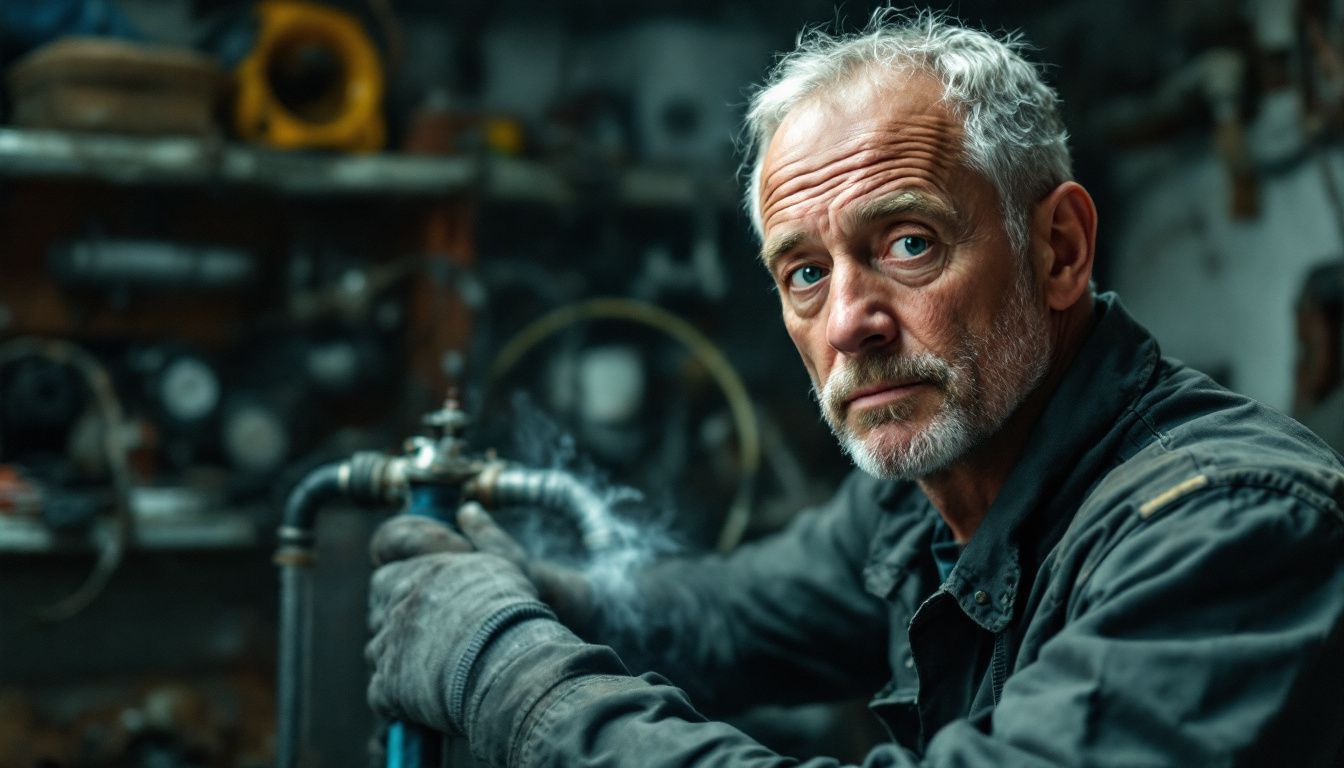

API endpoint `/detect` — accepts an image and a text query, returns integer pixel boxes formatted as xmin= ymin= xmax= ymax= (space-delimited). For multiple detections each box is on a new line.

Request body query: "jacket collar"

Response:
xmin=866 ymin=293 xmax=1160 ymax=632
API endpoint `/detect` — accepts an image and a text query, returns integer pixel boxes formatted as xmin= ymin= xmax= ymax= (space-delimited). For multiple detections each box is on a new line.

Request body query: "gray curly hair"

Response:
xmin=742 ymin=10 xmax=1073 ymax=256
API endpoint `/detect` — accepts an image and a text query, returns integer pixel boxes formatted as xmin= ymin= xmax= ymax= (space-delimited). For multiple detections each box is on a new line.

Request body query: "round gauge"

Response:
xmin=160 ymin=356 xmax=220 ymax=423
xmin=222 ymin=401 xmax=289 ymax=474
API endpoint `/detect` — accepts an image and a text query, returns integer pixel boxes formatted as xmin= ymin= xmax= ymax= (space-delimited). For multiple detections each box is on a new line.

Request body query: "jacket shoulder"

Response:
xmin=1058 ymin=361 xmax=1344 ymax=583
xmin=1095 ymin=359 xmax=1344 ymax=516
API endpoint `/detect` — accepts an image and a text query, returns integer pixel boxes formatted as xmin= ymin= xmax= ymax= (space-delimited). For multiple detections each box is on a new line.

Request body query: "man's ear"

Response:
xmin=1032 ymin=181 xmax=1097 ymax=311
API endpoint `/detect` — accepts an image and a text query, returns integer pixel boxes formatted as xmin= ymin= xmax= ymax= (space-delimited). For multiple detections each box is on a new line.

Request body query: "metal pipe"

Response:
xmin=275 ymin=541 xmax=315 ymax=768
xmin=274 ymin=461 xmax=343 ymax=768
xmin=283 ymin=462 xmax=346 ymax=532
xmin=386 ymin=720 xmax=439 ymax=768
xmin=472 ymin=465 xmax=619 ymax=554
xmin=274 ymin=442 xmax=622 ymax=767
xmin=384 ymin=483 xmax=459 ymax=768
xmin=273 ymin=451 xmax=413 ymax=768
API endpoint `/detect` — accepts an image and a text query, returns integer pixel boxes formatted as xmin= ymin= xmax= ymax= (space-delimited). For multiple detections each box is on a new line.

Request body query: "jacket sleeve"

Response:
xmin=579 ymin=470 xmax=892 ymax=714
xmin=466 ymin=478 xmax=1344 ymax=768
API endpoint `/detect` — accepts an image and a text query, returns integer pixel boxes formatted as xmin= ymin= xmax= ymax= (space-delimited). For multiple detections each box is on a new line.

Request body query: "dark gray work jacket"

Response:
xmin=471 ymin=294 xmax=1344 ymax=767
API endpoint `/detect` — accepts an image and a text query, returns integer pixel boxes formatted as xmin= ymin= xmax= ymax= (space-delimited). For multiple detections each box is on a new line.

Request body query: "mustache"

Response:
xmin=817 ymin=351 xmax=956 ymax=415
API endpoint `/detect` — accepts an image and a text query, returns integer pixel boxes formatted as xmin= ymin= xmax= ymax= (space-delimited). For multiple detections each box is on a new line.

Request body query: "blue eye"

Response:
xmin=892 ymin=236 xmax=931 ymax=259
xmin=789 ymin=264 xmax=827 ymax=289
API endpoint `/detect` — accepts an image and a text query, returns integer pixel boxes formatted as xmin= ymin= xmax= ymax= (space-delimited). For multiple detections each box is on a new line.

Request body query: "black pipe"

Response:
xmin=275 ymin=453 xmax=407 ymax=768
xmin=275 ymin=462 xmax=344 ymax=768
xmin=275 ymin=553 xmax=314 ymax=768
xmin=283 ymin=462 xmax=345 ymax=532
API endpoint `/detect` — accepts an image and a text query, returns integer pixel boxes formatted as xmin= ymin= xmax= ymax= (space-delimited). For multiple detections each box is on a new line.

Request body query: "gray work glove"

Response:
xmin=370 ymin=504 xmax=596 ymax=632
xmin=368 ymin=507 xmax=660 ymax=767
xmin=365 ymin=516 xmax=559 ymax=735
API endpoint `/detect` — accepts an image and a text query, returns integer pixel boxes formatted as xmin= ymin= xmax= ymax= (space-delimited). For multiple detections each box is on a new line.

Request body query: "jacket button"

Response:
xmin=974 ymin=590 xmax=990 ymax=605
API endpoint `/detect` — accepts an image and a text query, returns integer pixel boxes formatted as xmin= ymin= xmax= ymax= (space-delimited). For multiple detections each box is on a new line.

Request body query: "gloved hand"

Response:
xmin=365 ymin=522 xmax=559 ymax=735
xmin=370 ymin=504 xmax=596 ymax=631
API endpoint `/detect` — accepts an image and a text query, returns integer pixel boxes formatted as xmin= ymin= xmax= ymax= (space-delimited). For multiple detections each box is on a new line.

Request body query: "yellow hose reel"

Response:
xmin=234 ymin=0 xmax=385 ymax=152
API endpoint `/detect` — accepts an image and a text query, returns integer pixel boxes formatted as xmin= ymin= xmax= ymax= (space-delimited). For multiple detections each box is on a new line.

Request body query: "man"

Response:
xmin=366 ymin=13 xmax=1344 ymax=766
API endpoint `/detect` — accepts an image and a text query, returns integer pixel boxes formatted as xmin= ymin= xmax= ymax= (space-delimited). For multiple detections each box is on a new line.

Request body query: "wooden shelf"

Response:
xmin=0 ymin=515 xmax=258 ymax=552
xmin=0 ymin=127 xmax=477 ymax=197
xmin=0 ymin=127 xmax=738 ymax=208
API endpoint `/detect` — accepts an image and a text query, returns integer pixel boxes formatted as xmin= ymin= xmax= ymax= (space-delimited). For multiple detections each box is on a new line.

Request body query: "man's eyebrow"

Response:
xmin=759 ymin=231 xmax=808 ymax=271
xmin=759 ymin=192 xmax=962 ymax=269
xmin=845 ymin=191 xmax=960 ymax=235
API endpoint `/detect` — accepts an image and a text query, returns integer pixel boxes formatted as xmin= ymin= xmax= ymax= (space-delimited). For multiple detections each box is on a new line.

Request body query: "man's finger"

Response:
xmin=369 ymin=556 xmax=449 ymax=630
xmin=366 ymin=667 xmax=398 ymax=720
xmin=371 ymin=514 xmax=472 ymax=565
xmin=369 ymin=561 xmax=414 ymax=631
xmin=457 ymin=503 xmax=528 ymax=563
xmin=364 ymin=629 xmax=386 ymax=669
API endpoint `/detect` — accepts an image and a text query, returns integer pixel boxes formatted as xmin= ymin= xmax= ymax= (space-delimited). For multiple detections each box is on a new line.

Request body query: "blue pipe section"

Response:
xmin=385 ymin=483 xmax=458 ymax=768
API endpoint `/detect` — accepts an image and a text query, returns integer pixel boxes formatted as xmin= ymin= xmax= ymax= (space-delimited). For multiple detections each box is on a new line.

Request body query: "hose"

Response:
xmin=488 ymin=297 xmax=760 ymax=552
xmin=0 ymin=336 xmax=134 ymax=622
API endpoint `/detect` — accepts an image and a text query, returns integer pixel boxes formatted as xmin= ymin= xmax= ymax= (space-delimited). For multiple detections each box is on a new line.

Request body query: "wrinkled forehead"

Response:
xmin=755 ymin=68 xmax=969 ymax=217
xmin=756 ymin=70 xmax=971 ymax=222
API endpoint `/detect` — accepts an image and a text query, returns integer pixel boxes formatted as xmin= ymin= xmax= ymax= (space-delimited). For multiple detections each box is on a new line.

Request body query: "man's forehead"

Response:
xmin=766 ymin=69 xmax=952 ymax=159
xmin=756 ymin=72 xmax=967 ymax=242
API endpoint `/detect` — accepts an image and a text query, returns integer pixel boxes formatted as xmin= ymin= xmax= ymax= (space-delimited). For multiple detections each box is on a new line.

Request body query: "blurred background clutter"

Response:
xmin=1 ymin=0 xmax=1342 ymax=765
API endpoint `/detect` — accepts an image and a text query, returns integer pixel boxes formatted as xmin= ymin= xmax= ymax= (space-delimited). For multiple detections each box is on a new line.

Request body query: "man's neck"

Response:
xmin=918 ymin=296 xmax=1095 ymax=543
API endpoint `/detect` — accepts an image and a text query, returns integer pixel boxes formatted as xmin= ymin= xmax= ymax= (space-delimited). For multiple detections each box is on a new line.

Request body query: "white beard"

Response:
xmin=817 ymin=260 xmax=1052 ymax=480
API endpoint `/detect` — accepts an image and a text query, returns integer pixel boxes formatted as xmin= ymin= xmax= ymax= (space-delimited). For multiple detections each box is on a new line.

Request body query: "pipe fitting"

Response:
xmin=469 ymin=466 xmax=618 ymax=555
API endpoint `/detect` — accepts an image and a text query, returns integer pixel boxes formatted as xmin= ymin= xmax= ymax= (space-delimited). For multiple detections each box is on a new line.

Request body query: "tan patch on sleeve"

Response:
xmin=1138 ymin=474 xmax=1210 ymax=519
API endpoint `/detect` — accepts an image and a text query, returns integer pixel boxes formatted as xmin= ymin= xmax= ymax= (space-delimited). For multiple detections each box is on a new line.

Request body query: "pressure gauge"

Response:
xmin=159 ymin=356 xmax=220 ymax=424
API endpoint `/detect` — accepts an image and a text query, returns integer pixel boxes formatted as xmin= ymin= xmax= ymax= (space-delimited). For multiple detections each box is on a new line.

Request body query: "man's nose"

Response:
xmin=825 ymin=261 xmax=899 ymax=354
